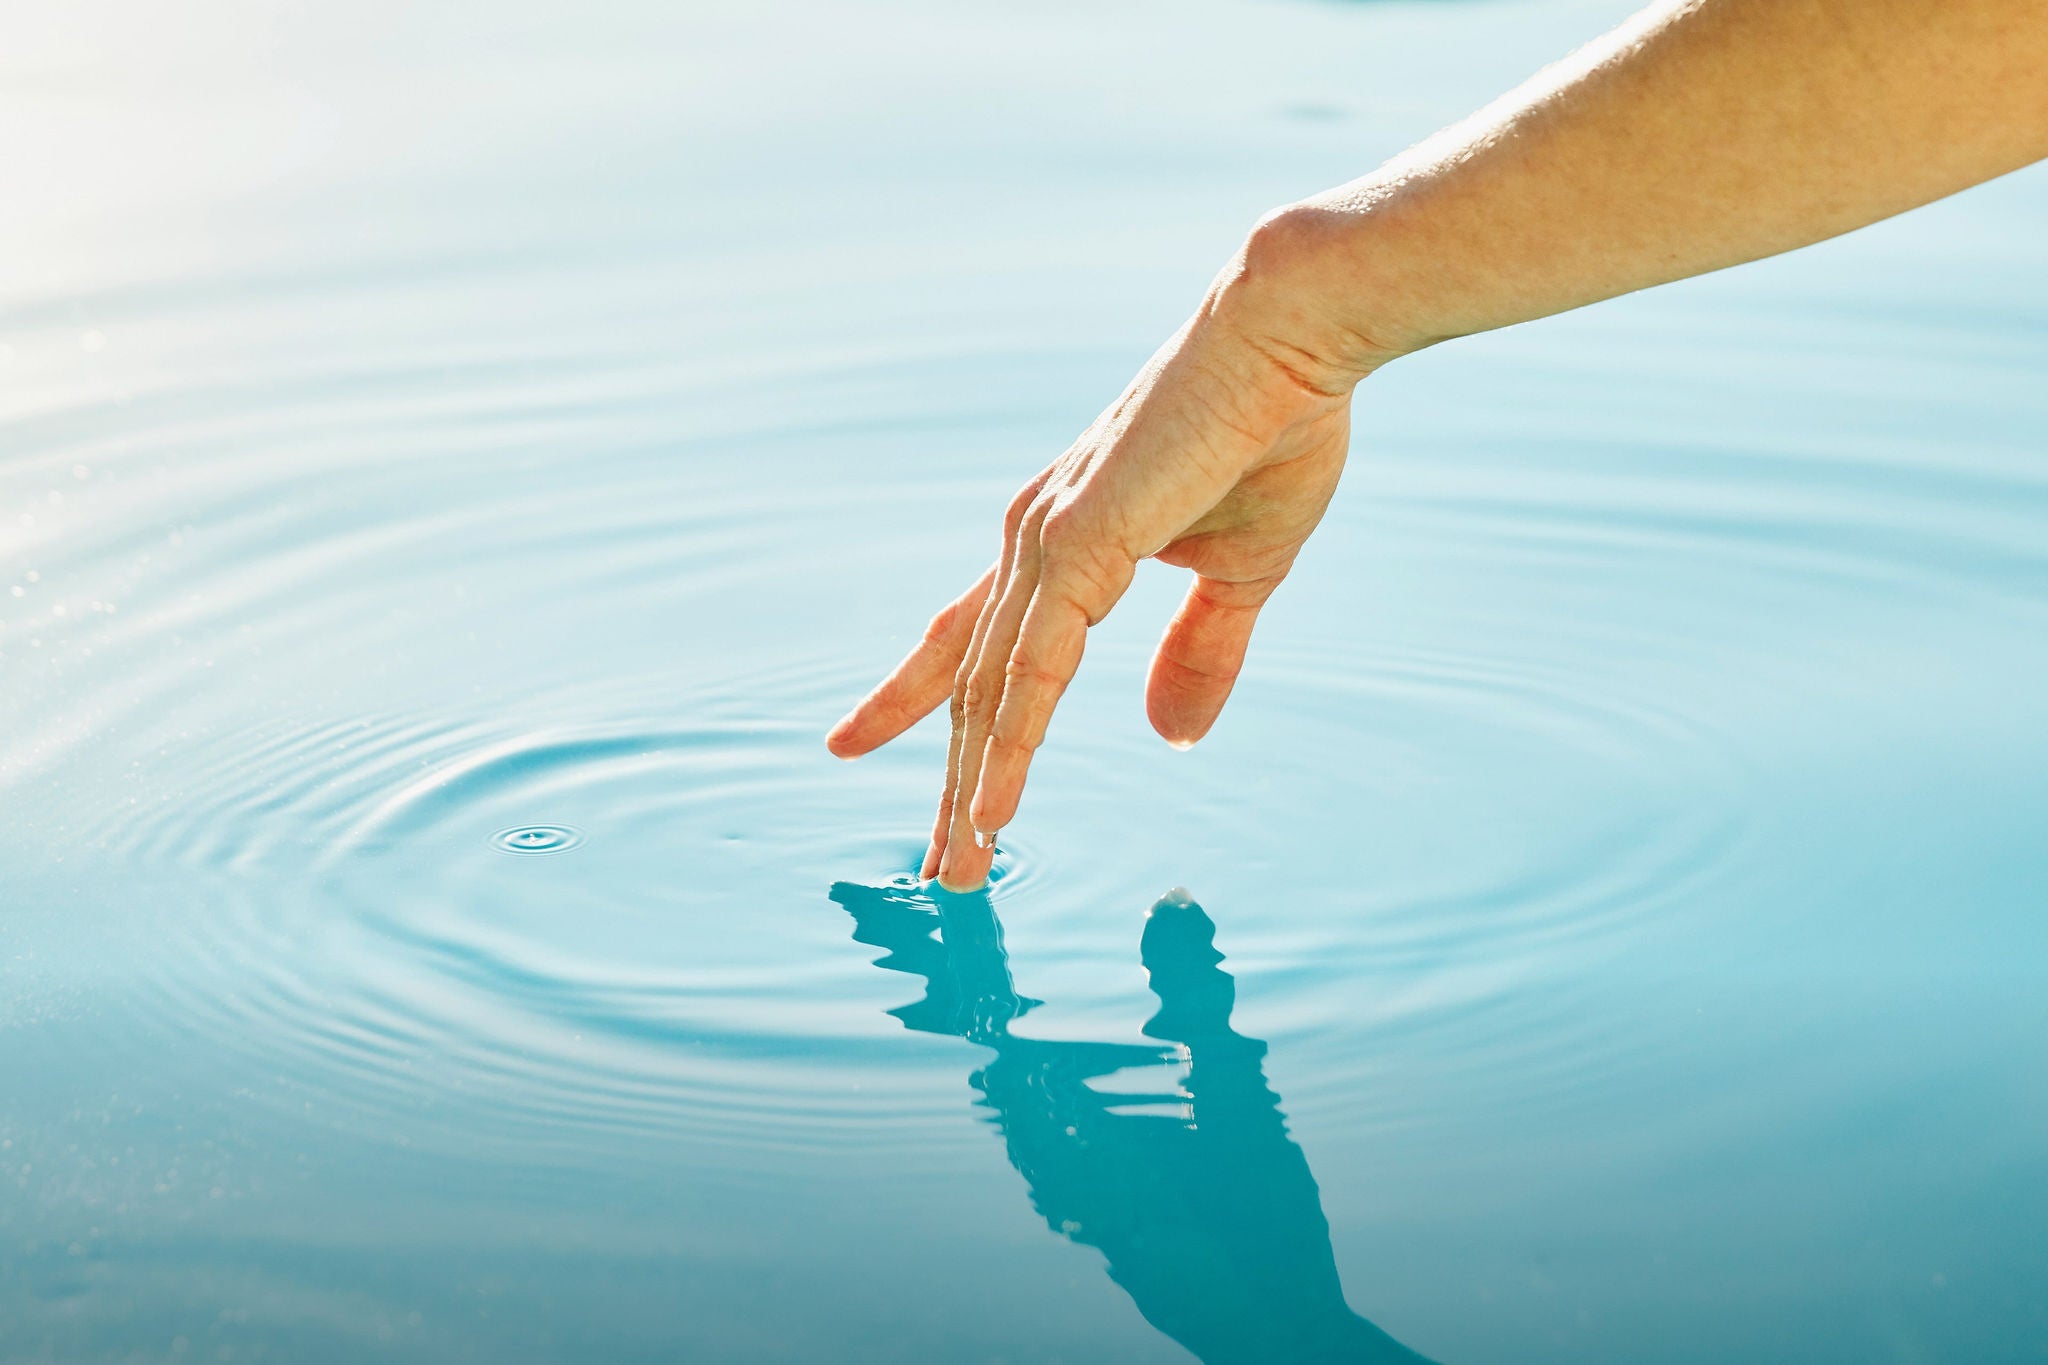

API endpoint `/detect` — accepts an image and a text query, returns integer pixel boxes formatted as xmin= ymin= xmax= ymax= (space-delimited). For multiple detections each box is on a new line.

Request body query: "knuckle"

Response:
xmin=986 ymin=724 xmax=1039 ymax=758
xmin=1001 ymin=486 xmax=1038 ymax=539
xmin=1003 ymin=654 xmax=1059 ymax=690
xmin=1042 ymin=547 xmax=1131 ymax=621
xmin=1036 ymin=505 xmax=1082 ymax=550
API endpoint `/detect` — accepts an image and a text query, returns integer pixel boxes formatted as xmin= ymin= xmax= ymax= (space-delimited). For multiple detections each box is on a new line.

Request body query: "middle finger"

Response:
xmin=935 ymin=502 xmax=1047 ymax=890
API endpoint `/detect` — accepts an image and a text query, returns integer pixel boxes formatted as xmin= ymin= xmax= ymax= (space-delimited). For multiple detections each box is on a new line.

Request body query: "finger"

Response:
xmin=953 ymin=530 xmax=1138 ymax=863
xmin=924 ymin=476 xmax=1047 ymax=877
xmin=827 ymin=564 xmax=997 ymax=759
xmin=923 ymin=554 xmax=1012 ymax=879
xmin=920 ymin=711 xmax=965 ymax=880
xmin=966 ymin=589 xmax=1089 ymax=837
xmin=1144 ymin=574 xmax=1282 ymax=747
xmin=936 ymin=518 xmax=1044 ymax=892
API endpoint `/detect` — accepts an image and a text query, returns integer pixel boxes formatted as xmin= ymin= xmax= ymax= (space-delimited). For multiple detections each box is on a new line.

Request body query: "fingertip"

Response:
xmin=825 ymin=705 xmax=872 ymax=756
xmin=1144 ymin=684 xmax=1219 ymax=752
xmin=966 ymin=784 xmax=1006 ymax=839
xmin=935 ymin=838 xmax=994 ymax=894
xmin=826 ymin=701 xmax=902 ymax=758
xmin=933 ymin=862 xmax=990 ymax=895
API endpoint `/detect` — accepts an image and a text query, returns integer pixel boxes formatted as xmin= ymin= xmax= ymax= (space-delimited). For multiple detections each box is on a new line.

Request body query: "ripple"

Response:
xmin=492 ymin=824 xmax=584 ymax=855
xmin=82 ymin=660 xmax=987 ymax=1154
xmin=65 ymin=617 xmax=1747 ymax=1162
xmin=14 ymin=232 xmax=2039 ymax=1175
xmin=5 ymin=0 xmax=2046 ymax=1351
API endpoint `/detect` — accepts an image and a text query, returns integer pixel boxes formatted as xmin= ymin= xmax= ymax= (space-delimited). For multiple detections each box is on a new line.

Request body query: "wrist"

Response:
xmin=1201 ymin=200 xmax=1446 ymax=393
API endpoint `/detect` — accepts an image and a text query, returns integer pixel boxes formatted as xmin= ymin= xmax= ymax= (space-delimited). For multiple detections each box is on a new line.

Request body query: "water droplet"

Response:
xmin=491 ymin=825 xmax=583 ymax=855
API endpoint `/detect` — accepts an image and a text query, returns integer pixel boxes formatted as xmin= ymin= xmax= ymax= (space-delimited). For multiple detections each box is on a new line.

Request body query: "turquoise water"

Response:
xmin=4 ymin=0 xmax=2047 ymax=1360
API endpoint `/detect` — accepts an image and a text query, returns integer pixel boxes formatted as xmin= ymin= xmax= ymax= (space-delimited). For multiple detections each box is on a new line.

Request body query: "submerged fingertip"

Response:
xmin=932 ymin=869 xmax=989 ymax=895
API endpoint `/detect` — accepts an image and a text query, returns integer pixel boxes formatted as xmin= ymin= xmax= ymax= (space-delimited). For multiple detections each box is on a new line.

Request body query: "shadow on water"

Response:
xmin=832 ymin=880 xmax=1436 ymax=1365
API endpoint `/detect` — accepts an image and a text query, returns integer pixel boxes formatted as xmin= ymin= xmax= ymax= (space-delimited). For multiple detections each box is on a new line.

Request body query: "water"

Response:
xmin=4 ymin=0 xmax=2046 ymax=1361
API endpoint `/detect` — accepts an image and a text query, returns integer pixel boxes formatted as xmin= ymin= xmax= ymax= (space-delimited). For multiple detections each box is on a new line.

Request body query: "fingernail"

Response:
xmin=1167 ymin=737 xmax=1196 ymax=752
xmin=973 ymin=828 xmax=999 ymax=851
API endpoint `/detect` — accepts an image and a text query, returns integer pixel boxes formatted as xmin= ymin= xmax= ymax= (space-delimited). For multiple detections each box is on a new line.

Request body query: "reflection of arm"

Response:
xmin=980 ymin=1032 xmax=1426 ymax=1364
xmin=837 ymin=883 xmax=1434 ymax=1363
xmin=978 ymin=901 xmax=1434 ymax=1365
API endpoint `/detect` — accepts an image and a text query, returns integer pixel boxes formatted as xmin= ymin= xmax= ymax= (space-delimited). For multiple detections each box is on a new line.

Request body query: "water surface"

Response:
xmin=5 ymin=0 xmax=2048 ymax=1361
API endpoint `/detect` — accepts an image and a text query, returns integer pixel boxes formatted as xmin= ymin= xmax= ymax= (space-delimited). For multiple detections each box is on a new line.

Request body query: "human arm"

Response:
xmin=828 ymin=0 xmax=2048 ymax=892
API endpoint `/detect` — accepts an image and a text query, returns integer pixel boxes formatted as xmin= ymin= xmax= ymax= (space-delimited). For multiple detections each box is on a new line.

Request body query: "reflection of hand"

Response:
xmin=828 ymin=277 xmax=1375 ymax=892
xmin=836 ymin=882 xmax=1436 ymax=1364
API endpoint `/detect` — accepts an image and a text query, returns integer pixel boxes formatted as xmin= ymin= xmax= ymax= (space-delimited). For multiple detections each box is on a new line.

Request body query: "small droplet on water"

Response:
xmin=492 ymin=825 xmax=583 ymax=855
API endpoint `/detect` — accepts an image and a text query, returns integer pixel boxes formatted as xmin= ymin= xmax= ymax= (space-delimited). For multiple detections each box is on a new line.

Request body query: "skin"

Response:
xmin=827 ymin=0 xmax=2048 ymax=891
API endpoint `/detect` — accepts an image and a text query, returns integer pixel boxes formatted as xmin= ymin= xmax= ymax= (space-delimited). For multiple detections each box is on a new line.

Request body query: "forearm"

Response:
xmin=1229 ymin=0 xmax=2048 ymax=379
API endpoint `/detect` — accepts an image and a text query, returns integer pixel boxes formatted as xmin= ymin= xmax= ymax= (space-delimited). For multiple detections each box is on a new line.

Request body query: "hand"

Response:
xmin=825 ymin=0 xmax=2048 ymax=893
xmin=828 ymin=233 xmax=1383 ymax=891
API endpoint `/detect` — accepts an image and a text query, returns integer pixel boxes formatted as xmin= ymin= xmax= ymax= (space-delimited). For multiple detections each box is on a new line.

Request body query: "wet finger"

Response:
xmin=920 ymin=482 xmax=1048 ymax=876
xmin=922 ymin=558 xmax=1011 ymax=878
xmin=936 ymin=515 xmax=1045 ymax=890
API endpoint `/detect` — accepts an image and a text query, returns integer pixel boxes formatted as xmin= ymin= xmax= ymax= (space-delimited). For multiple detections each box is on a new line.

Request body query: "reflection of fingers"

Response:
xmin=967 ymin=590 xmax=1088 ymax=837
xmin=938 ymin=513 xmax=1044 ymax=891
xmin=828 ymin=564 xmax=997 ymax=758
xmin=1144 ymin=574 xmax=1282 ymax=747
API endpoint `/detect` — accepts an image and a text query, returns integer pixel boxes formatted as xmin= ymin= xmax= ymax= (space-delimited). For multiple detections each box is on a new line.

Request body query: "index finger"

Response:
xmin=826 ymin=564 xmax=996 ymax=759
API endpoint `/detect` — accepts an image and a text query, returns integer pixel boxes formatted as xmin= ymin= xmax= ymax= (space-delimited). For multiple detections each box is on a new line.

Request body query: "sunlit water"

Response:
xmin=5 ymin=1 xmax=2047 ymax=1361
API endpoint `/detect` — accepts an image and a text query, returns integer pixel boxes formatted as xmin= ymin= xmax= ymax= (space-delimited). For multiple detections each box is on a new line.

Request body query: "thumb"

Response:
xmin=1144 ymin=574 xmax=1281 ymax=747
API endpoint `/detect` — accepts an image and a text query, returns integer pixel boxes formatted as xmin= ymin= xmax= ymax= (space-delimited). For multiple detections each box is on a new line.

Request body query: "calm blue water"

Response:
xmin=5 ymin=1 xmax=2048 ymax=1361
